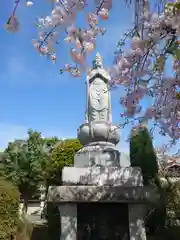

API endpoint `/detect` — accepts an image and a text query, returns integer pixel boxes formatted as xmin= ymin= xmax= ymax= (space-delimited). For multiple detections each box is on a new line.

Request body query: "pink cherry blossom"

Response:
xmin=71 ymin=68 xmax=81 ymax=77
xmin=5 ymin=16 xmax=19 ymax=32
xmin=144 ymin=108 xmax=156 ymax=120
xmin=98 ymin=8 xmax=109 ymax=20
xmin=70 ymin=49 xmax=85 ymax=68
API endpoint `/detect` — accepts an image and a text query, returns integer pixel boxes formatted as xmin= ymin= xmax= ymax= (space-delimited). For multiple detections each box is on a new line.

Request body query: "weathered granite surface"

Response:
xmin=48 ymin=185 xmax=159 ymax=203
xmin=74 ymin=143 xmax=120 ymax=168
xmin=58 ymin=204 xmax=77 ymax=240
xmin=62 ymin=166 xmax=143 ymax=186
xmin=129 ymin=204 xmax=147 ymax=240
xmin=77 ymin=121 xmax=120 ymax=146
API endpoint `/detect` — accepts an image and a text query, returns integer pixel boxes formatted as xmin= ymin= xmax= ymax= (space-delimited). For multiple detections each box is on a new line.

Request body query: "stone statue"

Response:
xmin=86 ymin=53 xmax=112 ymax=123
xmin=78 ymin=52 xmax=119 ymax=147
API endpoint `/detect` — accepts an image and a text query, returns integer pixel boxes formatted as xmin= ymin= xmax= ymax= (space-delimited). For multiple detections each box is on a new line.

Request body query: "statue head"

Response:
xmin=92 ymin=52 xmax=103 ymax=69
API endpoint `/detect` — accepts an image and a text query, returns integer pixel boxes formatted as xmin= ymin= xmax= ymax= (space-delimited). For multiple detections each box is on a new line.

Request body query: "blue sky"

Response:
xmin=0 ymin=0 xmax=179 ymax=154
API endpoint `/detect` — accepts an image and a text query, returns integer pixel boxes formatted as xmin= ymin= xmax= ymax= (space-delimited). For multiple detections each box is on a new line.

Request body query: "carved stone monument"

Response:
xmin=48 ymin=53 xmax=159 ymax=240
xmin=76 ymin=52 xmax=120 ymax=169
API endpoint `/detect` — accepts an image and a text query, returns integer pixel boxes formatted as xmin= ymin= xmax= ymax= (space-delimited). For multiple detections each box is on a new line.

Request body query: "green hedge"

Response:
xmin=0 ymin=178 xmax=20 ymax=240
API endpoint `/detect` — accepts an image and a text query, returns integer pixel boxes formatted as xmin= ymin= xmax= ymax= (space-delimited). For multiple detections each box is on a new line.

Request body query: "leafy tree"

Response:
xmin=130 ymin=125 xmax=158 ymax=185
xmin=40 ymin=138 xmax=82 ymax=230
xmin=2 ymin=129 xmax=58 ymax=213
xmin=46 ymin=138 xmax=82 ymax=185
xmin=146 ymin=168 xmax=180 ymax=239
xmin=130 ymin=128 xmax=180 ymax=239
xmin=0 ymin=152 xmax=4 ymax=177
xmin=159 ymin=165 xmax=180 ymax=228
xmin=0 ymin=177 xmax=20 ymax=240
xmin=130 ymin=126 xmax=167 ymax=237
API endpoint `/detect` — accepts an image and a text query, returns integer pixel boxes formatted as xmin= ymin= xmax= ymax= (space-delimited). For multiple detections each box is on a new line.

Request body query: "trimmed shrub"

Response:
xmin=46 ymin=139 xmax=82 ymax=184
xmin=0 ymin=177 xmax=20 ymax=240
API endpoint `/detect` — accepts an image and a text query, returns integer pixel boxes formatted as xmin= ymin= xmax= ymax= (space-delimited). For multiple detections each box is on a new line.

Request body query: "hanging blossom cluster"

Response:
xmin=5 ymin=0 xmax=111 ymax=77
xmin=5 ymin=0 xmax=180 ymax=142
xmin=110 ymin=1 xmax=180 ymax=142
xmin=32 ymin=0 xmax=110 ymax=77
xmin=5 ymin=0 xmax=33 ymax=32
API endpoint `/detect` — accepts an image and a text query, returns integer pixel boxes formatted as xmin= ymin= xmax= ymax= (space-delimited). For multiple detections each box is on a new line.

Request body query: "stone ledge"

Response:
xmin=48 ymin=185 xmax=159 ymax=203
xmin=74 ymin=144 xmax=120 ymax=168
xmin=62 ymin=166 xmax=143 ymax=186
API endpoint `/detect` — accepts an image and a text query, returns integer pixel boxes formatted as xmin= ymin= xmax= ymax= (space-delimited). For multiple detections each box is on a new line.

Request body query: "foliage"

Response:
xmin=0 ymin=153 xmax=5 ymax=177
xmin=140 ymin=148 xmax=180 ymax=239
xmin=164 ymin=176 xmax=180 ymax=222
xmin=16 ymin=214 xmax=34 ymax=240
xmin=145 ymin=174 xmax=180 ymax=239
xmin=130 ymin=125 xmax=159 ymax=185
xmin=46 ymin=138 xmax=82 ymax=184
xmin=0 ymin=177 xmax=20 ymax=240
xmin=1 ymin=129 xmax=58 ymax=211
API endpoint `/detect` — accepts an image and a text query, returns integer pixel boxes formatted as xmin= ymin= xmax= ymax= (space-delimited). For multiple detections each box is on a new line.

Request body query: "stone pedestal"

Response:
xmin=74 ymin=143 xmax=121 ymax=168
xmin=47 ymin=53 xmax=159 ymax=239
xmin=62 ymin=166 xmax=143 ymax=186
xmin=48 ymin=167 xmax=159 ymax=240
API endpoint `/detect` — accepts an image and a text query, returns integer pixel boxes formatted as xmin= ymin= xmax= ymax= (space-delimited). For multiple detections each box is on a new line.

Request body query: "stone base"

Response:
xmin=62 ymin=166 xmax=143 ymax=186
xmin=77 ymin=121 xmax=120 ymax=146
xmin=57 ymin=203 xmax=147 ymax=240
xmin=48 ymin=185 xmax=159 ymax=240
xmin=74 ymin=143 xmax=120 ymax=168
xmin=48 ymin=185 xmax=155 ymax=240
xmin=48 ymin=185 xmax=159 ymax=203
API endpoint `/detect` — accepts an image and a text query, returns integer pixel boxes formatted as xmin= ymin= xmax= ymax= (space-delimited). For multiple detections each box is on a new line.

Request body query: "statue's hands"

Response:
xmin=103 ymin=88 xmax=108 ymax=93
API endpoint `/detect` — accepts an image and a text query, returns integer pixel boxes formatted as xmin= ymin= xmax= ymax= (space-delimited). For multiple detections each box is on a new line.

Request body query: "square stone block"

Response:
xmin=48 ymin=185 xmax=159 ymax=203
xmin=74 ymin=145 xmax=120 ymax=168
xmin=62 ymin=166 xmax=143 ymax=186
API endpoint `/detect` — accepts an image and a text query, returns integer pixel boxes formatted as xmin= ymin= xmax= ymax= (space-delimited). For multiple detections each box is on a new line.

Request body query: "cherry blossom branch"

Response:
xmin=12 ymin=0 xmax=20 ymax=16
xmin=39 ymin=25 xmax=58 ymax=48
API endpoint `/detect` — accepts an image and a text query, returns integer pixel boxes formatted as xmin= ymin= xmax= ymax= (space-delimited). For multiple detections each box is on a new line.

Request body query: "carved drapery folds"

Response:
xmin=86 ymin=53 xmax=112 ymax=123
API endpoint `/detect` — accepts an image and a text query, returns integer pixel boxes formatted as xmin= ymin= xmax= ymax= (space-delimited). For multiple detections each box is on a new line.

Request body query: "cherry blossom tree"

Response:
xmin=4 ymin=0 xmax=180 ymax=146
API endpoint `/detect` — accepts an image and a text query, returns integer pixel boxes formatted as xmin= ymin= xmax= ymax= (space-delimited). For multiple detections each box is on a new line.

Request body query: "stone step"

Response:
xmin=48 ymin=185 xmax=159 ymax=203
xmin=62 ymin=166 xmax=143 ymax=186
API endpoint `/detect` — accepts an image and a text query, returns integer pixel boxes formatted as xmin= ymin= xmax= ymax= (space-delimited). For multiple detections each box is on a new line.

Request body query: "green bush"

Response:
xmin=46 ymin=139 xmax=82 ymax=184
xmin=0 ymin=178 xmax=20 ymax=240
xmin=51 ymin=138 xmax=82 ymax=168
